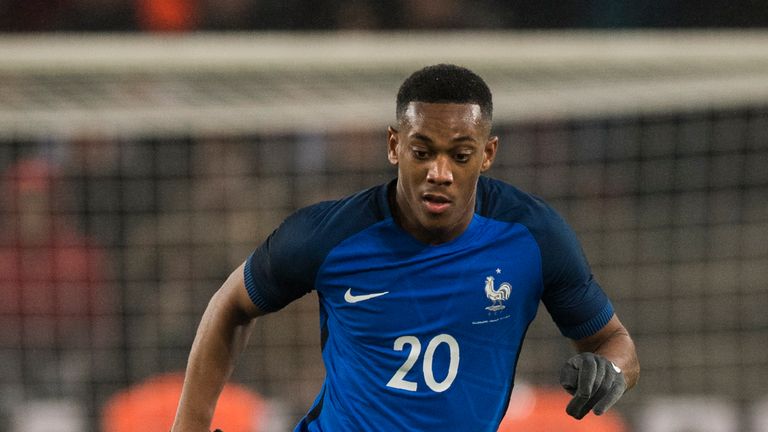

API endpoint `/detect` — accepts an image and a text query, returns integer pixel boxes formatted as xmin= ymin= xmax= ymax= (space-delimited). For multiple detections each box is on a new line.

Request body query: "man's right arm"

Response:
xmin=171 ymin=261 xmax=263 ymax=432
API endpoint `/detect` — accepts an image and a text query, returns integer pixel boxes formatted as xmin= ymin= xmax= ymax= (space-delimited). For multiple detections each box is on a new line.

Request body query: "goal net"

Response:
xmin=1 ymin=31 xmax=766 ymax=431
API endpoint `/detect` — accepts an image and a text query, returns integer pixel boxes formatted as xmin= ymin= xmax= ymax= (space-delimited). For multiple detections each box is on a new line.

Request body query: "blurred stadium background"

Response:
xmin=1 ymin=2 xmax=768 ymax=431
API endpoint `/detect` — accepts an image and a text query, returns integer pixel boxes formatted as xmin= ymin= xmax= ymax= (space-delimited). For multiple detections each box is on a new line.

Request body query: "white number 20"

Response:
xmin=386 ymin=334 xmax=460 ymax=393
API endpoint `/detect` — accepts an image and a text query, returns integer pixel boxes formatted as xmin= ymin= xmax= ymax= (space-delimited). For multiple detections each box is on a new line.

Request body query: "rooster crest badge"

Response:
xmin=484 ymin=276 xmax=511 ymax=312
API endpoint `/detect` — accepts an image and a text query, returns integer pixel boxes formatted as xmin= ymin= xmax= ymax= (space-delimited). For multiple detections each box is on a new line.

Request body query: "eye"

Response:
xmin=412 ymin=149 xmax=430 ymax=160
xmin=453 ymin=152 xmax=472 ymax=163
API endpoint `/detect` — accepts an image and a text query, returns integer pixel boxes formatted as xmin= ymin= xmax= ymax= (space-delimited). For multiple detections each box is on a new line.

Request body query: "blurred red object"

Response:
xmin=498 ymin=383 xmax=628 ymax=432
xmin=101 ymin=372 xmax=267 ymax=432
xmin=136 ymin=0 xmax=198 ymax=31
xmin=0 ymin=158 xmax=109 ymax=345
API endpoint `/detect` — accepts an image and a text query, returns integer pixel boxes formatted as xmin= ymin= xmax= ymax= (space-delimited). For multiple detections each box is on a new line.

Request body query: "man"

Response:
xmin=172 ymin=64 xmax=639 ymax=431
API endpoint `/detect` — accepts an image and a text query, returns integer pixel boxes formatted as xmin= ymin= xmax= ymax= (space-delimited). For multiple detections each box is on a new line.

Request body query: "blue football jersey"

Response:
xmin=244 ymin=176 xmax=613 ymax=431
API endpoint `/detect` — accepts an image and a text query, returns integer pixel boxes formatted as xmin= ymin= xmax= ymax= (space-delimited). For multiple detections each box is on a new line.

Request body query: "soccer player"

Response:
xmin=171 ymin=64 xmax=639 ymax=432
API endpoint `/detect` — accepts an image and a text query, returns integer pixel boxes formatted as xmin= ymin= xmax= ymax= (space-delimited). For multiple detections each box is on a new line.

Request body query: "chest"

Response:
xmin=315 ymin=221 xmax=544 ymax=342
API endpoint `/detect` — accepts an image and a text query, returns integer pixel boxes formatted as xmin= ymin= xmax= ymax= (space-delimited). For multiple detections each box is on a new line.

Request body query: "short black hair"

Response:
xmin=396 ymin=64 xmax=493 ymax=123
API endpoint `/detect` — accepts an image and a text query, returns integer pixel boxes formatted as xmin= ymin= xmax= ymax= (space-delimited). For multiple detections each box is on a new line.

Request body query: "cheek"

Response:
xmin=458 ymin=174 xmax=481 ymax=201
xmin=397 ymin=166 xmax=420 ymax=195
xmin=400 ymin=161 xmax=427 ymax=182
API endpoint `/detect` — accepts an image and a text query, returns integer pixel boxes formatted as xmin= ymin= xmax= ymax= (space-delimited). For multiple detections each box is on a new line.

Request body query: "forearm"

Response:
xmin=172 ymin=288 xmax=255 ymax=431
xmin=574 ymin=316 xmax=639 ymax=390
xmin=591 ymin=328 xmax=639 ymax=389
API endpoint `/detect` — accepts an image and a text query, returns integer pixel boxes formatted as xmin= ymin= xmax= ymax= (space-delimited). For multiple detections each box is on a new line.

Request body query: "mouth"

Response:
xmin=422 ymin=192 xmax=452 ymax=214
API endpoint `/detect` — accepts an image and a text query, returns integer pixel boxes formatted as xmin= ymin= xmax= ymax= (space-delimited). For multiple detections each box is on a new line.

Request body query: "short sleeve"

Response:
xmin=242 ymin=183 xmax=391 ymax=314
xmin=243 ymin=207 xmax=321 ymax=313
xmin=536 ymin=208 xmax=614 ymax=340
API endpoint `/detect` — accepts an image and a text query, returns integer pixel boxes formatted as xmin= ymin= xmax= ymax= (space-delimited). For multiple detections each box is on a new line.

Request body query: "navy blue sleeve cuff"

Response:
xmin=558 ymin=300 xmax=615 ymax=340
xmin=243 ymin=253 xmax=277 ymax=313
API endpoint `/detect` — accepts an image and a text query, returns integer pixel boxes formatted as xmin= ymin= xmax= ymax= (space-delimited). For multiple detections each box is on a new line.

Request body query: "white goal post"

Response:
xmin=2 ymin=31 xmax=768 ymax=138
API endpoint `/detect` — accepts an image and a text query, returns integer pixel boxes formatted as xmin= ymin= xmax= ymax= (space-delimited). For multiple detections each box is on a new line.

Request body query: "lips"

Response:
xmin=422 ymin=192 xmax=452 ymax=214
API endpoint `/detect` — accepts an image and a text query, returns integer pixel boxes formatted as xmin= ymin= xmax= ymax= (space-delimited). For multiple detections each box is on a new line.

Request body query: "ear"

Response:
xmin=387 ymin=126 xmax=400 ymax=166
xmin=480 ymin=135 xmax=498 ymax=172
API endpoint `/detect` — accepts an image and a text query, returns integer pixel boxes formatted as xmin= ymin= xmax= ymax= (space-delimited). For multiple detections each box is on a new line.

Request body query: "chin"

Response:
xmin=419 ymin=218 xmax=455 ymax=236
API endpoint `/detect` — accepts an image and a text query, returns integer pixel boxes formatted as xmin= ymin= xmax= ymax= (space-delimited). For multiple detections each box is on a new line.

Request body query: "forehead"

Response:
xmin=401 ymin=102 xmax=486 ymax=132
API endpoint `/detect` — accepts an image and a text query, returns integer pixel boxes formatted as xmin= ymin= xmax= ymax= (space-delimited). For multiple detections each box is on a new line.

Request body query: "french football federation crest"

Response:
xmin=484 ymin=276 xmax=511 ymax=311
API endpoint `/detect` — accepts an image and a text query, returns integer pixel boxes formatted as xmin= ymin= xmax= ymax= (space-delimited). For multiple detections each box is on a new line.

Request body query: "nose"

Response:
xmin=427 ymin=156 xmax=453 ymax=186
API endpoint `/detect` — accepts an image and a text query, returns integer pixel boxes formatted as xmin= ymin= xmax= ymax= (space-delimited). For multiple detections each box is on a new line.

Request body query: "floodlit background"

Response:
xmin=1 ymin=3 xmax=768 ymax=432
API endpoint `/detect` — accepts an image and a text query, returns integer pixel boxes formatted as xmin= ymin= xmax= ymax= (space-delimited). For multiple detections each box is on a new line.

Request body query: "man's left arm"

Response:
xmin=560 ymin=314 xmax=639 ymax=419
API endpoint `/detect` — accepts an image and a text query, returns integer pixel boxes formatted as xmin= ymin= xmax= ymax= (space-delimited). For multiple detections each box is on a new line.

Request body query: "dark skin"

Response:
xmin=171 ymin=101 xmax=638 ymax=431
xmin=387 ymin=102 xmax=498 ymax=245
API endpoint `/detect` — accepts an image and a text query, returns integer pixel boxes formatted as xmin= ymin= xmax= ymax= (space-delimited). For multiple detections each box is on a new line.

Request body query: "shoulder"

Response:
xmin=476 ymin=176 xmax=583 ymax=270
xmin=258 ymin=181 xmax=391 ymax=278
xmin=279 ymin=182 xmax=390 ymax=245
xmin=476 ymin=176 xmax=566 ymax=233
xmin=244 ymin=182 xmax=391 ymax=312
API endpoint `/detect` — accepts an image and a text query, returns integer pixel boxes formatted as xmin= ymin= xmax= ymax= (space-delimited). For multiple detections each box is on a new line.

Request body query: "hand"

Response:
xmin=559 ymin=352 xmax=627 ymax=419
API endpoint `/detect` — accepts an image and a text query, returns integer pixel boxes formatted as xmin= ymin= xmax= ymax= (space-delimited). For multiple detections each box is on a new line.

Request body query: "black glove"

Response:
xmin=559 ymin=352 xmax=626 ymax=419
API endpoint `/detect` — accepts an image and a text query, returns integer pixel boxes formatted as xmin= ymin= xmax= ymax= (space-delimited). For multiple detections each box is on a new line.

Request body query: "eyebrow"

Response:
xmin=410 ymin=133 xmax=433 ymax=143
xmin=410 ymin=133 xmax=477 ymax=144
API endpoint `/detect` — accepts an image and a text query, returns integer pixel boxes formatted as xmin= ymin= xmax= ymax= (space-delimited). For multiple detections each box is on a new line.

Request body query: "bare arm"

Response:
xmin=572 ymin=314 xmax=639 ymax=390
xmin=171 ymin=262 xmax=263 ymax=432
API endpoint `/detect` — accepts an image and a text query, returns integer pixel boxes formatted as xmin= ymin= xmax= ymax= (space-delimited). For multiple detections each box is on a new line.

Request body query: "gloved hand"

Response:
xmin=559 ymin=352 xmax=627 ymax=419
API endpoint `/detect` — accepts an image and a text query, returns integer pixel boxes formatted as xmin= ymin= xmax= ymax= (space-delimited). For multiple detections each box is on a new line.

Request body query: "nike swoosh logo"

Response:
xmin=344 ymin=288 xmax=389 ymax=303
